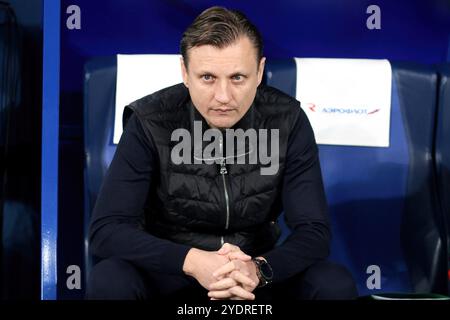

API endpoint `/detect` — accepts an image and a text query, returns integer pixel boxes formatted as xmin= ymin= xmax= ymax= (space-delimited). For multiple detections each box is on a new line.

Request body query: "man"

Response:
xmin=87 ymin=6 xmax=357 ymax=300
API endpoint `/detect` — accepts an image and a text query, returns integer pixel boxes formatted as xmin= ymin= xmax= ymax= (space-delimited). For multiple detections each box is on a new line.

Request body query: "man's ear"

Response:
xmin=257 ymin=57 xmax=266 ymax=86
xmin=180 ymin=57 xmax=189 ymax=88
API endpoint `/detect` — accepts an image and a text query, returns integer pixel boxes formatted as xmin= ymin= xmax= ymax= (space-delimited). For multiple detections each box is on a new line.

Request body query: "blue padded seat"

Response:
xmin=83 ymin=57 xmax=448 ymax=296
xmin=83 ymin=57 xmax=118 ymax=273
xmin=436 ymin=65 xmax=450 ymax=293
xmin=265 ymin=59 xmax=447 ymax=296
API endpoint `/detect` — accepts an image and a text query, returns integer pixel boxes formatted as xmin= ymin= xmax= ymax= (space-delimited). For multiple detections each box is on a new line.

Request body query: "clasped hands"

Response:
xmin=182 ymin=243 xmax=261 ymax=300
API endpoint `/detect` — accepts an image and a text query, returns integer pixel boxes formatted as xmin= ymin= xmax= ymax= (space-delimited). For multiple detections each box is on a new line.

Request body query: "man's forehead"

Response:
xmin=189 ymin=61 xmax=255 ymax=77
xmin=186 ymin=41 xmax=258 ymax=71
xmin=191 ymin=58 xmax=251 ymax=72
xmin=188 ymin=37 xmax=257 ymax=57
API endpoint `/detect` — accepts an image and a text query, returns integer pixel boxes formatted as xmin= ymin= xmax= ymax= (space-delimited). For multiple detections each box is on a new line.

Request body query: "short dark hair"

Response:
xmin=180 ymin=6 xmax=264 ymax=68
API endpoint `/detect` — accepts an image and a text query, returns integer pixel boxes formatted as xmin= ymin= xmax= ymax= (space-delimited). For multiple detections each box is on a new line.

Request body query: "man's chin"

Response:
xmin=207 ymin=117 xmax=238 ymax=129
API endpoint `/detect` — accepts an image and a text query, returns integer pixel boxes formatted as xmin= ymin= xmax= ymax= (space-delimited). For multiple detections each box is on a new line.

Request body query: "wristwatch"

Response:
xmin=252 ymin=257 xmax=273 ymax=287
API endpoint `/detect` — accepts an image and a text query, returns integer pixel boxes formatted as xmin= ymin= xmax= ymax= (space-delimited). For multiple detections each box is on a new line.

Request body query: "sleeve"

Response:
xmin=262 ymin=106 xmax=331 ymax=283
xmin=88 ymin=113 xmax=192 ymax=275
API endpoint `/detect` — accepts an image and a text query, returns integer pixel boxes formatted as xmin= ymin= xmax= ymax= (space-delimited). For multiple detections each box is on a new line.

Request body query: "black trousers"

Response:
xmin=86 ymin=258 xmax=358 ymax=300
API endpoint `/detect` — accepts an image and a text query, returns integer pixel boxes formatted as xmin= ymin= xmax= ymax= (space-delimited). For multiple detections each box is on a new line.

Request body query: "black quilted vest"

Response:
xmin=124 ymin=84 xmax=301 ymax=256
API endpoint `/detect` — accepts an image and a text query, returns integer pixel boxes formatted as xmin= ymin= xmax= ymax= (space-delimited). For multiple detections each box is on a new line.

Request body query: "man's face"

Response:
xmin=181 ymin=36 xmax=265 ymax=129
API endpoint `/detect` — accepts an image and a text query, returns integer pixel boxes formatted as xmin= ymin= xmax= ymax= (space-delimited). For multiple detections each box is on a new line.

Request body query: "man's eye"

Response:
xmin=202 ymin=75 xmax=213 ymax=81
xmin=232 ymin=75 xmax=243 ymax=81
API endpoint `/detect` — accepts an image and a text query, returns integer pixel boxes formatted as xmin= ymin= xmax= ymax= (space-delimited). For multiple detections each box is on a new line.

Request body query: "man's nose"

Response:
xmin=214 ymin=81 xmax=232 ymax=104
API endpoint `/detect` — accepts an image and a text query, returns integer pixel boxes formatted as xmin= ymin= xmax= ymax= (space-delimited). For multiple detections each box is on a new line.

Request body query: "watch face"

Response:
xmin=259 ymin=260 xmax=273 ymax=280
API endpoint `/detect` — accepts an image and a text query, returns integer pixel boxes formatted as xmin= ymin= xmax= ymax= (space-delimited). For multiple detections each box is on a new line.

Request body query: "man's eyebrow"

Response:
xmin=229 ymin=72 xmax=248 ymax=78
xmin=195 ymin=71 xmax=249 ymax=77
xmin=195 ymin=71 xmax=217 ymax=76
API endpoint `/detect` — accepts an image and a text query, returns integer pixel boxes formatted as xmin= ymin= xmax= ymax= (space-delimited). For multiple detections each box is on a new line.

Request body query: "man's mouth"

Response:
xmin=211 ymin=108 xmax=235 ymax=113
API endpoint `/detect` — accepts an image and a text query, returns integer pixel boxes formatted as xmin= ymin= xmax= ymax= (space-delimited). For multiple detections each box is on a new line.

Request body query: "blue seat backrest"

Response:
xmin=436 ymin=64 xmax=450 ymax=288
xmin=83 ymin=57 xmax=447 ymax=296
xmin=265 ymin=59 xmax=447 ymax=296
xmin=83 ymin=56 xmax=118 ymax=269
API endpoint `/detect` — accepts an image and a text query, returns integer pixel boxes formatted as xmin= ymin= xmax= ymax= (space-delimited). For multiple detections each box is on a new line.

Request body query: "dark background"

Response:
xmin=1 ymin=0 xmax=41 ymax=300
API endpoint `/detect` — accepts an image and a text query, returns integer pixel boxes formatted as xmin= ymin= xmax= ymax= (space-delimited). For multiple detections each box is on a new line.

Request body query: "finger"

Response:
xmin=208 ymin=290 xmax=233 ymax=299
xmin=212 ymin=261 xmax=237 ymax=278
xmin=227 ymin=251 xmax=251 ymax=261
xmin=229 ymin=270 xmax=256 ymax=288
xmin=229 ymin=286 xmax=255 ymax=300
xmin=217 ymin=243 xmax=232 ymax=254
xmin=218 ymin=243 xmax=239 ymax=255
xmin=209 ymin=277 xmax=237 ymax=291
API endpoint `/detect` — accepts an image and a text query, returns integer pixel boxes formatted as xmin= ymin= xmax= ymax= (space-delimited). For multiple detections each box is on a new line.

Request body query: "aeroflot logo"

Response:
xmin=305 ymin=103 xmax=380 ymax=115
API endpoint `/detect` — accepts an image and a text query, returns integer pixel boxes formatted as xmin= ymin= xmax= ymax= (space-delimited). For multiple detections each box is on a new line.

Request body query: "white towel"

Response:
xmin=114 ymin=54 xmax=183 ymax=143
xmin=295 ymin=58 xmax=392 ymax=147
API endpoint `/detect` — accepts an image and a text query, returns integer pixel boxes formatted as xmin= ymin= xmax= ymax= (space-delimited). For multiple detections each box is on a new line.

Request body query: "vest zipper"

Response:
xmin=219 ymin=137 xmax=230 ymax=246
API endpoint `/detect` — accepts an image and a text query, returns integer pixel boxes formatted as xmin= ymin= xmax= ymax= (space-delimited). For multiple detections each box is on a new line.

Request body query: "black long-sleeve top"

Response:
xmin=89 ymin=106 xmax=331 ymax=283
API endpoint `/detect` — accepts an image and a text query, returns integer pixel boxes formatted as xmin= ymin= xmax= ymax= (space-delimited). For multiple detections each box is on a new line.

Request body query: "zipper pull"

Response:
xmin=219 ymin=136 xmax=228 ymax=175
xmin=220 ymin=160 xmax=228 ymax=175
